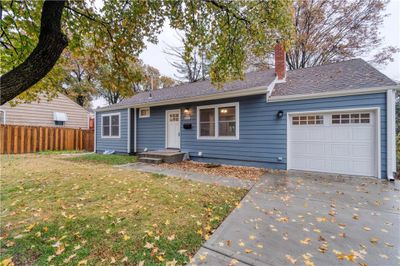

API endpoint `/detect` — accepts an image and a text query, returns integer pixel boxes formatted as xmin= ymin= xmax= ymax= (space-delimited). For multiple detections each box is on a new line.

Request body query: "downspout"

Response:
xmin=93 ymin=111 xmax=96 ymax=153
xmin=387 ymin=89 xmax=396 ymax=181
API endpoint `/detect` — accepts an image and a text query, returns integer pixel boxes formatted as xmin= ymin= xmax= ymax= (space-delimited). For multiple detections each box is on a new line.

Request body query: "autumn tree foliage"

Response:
xmin=0 ymin=0 xmax=294 ymax=104
xmin=286 ymin=0 xmax=398 ymax=70
xmin=167 ymin=0 xmax=398 ymax=75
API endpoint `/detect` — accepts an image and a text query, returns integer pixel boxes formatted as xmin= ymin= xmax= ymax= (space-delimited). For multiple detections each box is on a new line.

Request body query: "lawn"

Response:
xmin=66 ymin=153 xmax=137 ymax=165
xmin=0 ymin=154 xmax=246 ymax=265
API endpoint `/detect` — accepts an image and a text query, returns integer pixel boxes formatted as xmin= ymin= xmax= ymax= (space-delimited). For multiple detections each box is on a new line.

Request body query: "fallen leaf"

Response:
xmin=384 ymin=242 xmax=394 ymax=247
xmin=300 ymin=238 xmax=311 ymax=245
xmin=244 ymin=248 xmax=253 ymax=254
xmin=123 ymin=235 xmax=130 ymax=241
xmin=167 ymin=234 xmax=175 ymax=241
xmin=77 ymin=260 xmax=87 ymax=266
xmin=144 ymin=242 xmax=154 ymax=249
xmin=55 ymin=245 xmax=65 ymax=255
xmin=166 ymin=259 xmax=177 ymax=266
xmin=285 ymin=255 xmax=297 ymax=264
xmin=363 ymin=226 xmax=371 ymax=231
xmin=47 ymin=255 xmax=55 ymax=262
xmin=1 ymin=258 xmax=14 ymax=266
xmin=370 ymin=237 xmax=378 ymax=244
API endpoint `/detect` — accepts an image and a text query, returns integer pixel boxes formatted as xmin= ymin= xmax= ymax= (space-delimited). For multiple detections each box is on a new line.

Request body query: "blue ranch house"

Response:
xmin=95 ymin=44 xmax=398 ymax=180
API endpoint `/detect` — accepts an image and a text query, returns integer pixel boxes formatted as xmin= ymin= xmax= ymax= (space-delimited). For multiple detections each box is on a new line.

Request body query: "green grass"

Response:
xmin=37 ymin=150 xmax=85 ymax=155
xmin=0 ymin=154 xmax=246 ymax=265
xmin=66 ymin=153 xmax=137 ymax=165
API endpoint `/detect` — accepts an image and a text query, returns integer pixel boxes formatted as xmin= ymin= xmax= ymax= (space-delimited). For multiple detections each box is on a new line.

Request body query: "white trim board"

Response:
xmin=196 ymin=102 xmax=240 ymax=140
xmin=286 ymin=107 xmax=381 ymax=179
xmin=269 ymin=85 xmax=400 ymax=102
xmin=93 ymin=111 xmax=96 ymax=152
xmin=100 ymin=112 xmax=121 ymax=139
xmin=134 ymin=108 xmax=137 ymax=153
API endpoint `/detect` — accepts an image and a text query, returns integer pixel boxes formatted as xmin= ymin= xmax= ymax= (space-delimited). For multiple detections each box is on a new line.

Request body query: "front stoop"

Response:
xmin=137 ymin=150 xmax=186 ymax=164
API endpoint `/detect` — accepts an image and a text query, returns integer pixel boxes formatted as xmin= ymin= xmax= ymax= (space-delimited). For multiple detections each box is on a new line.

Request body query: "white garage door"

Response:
xmin=288 ymin=110 xmax=377 ymax=177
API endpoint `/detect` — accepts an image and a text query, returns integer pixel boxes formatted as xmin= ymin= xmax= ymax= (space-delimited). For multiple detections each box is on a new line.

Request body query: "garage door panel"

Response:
xmin=331 ymin=144 xmax=349 ymax=156
xmin=289 ymin=111 xmax=376 ymax=177
xmin=351 ymin=144 xmax=372 ymax=157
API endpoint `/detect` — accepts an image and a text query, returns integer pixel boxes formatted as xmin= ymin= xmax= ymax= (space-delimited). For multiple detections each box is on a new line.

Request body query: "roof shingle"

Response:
xmin=98 ymin=58 xmax=395 ymax=110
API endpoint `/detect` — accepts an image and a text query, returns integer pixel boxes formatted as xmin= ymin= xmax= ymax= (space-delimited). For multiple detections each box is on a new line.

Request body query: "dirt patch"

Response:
xmin=159 ymin=160 xmax=267 ymax=181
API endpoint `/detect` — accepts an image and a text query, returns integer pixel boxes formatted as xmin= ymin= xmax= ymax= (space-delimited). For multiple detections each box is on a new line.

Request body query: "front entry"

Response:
xmin=166 ymin=109 xmax=181 ymax=149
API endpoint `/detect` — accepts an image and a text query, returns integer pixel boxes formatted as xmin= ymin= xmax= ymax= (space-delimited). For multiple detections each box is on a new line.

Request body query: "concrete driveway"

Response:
xmin=191 ymin=171 xmax=400 ymax=266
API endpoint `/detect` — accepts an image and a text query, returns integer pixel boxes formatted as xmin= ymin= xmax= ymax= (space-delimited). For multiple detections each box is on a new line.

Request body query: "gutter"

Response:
xmin=268 ymin=85 xmax=400 ymax=102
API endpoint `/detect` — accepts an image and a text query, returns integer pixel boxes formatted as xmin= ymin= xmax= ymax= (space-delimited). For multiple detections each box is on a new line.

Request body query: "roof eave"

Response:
xmin=95 ymin=85 xmax=269 ymax=111
xmin=268 ymin=85 xmax=400 ymax=103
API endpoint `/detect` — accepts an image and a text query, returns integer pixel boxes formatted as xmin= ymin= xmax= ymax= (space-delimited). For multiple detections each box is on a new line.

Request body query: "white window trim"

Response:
xmin=101 ymin=112 xmax=121 ymax=138
xmin=196 ymin=102 xmax=239 ymax=140
xmin=139 ymin=107 xmax=150 ymax=118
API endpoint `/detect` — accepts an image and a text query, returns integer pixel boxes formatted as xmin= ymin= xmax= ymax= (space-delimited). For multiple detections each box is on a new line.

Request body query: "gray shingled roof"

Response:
xmin=98 ymin=59 xmax=395 ymax=110
xmin=105 ymin=69 xmax=276 ymax=109
xmin=272 ymin=59 xmax=396 ymax=97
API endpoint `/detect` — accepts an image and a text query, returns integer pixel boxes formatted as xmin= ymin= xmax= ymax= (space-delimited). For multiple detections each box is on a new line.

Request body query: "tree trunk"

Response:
xmin=0 ymin=0 xmax=67 ymax=105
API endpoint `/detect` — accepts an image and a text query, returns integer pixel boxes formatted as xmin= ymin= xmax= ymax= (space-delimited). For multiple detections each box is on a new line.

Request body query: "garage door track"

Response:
xmin=191 ymin=171 xmax=400 ymax=266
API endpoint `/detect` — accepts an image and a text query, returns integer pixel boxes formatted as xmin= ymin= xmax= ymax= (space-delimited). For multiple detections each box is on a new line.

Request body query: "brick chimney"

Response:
xmin=275 ymin=42 xmax=286 ymax=81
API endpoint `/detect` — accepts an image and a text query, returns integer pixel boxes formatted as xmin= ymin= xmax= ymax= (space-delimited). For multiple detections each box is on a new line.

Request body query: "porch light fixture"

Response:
xmin=276 ymin=110 xmax=284 ymax=119
xmin=183 ymin=107 xmax=192 ymax=120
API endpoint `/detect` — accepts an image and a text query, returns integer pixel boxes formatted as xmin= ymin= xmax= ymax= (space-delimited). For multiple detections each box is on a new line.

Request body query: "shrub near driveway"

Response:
xmin=0 ymin=155 xmax=246 ymax=265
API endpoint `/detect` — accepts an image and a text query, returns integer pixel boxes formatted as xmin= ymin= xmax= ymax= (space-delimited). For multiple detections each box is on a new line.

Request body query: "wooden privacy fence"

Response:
xmin=0 ymin=125 xmax=94 ymax=154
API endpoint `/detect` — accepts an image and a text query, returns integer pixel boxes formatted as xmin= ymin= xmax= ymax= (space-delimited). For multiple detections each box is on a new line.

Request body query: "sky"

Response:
xmin=93 ymin=0 xmax=400 ymax=108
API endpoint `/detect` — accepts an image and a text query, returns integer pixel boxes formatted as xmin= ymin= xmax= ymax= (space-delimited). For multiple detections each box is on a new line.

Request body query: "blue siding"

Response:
xmin=134 ymin=93 xmax=387 ymax=178
xmin=96 ymin=109 xmax=128 ymax=153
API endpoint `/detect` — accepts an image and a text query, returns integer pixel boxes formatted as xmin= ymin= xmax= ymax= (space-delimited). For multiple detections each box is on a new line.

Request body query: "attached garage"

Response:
xmin=287 ymin=108 xmax=379 ymax=178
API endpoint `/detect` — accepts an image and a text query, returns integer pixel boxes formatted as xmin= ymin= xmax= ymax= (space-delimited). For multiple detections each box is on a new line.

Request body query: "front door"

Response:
xmin=166 ymin=110 xmax=181 ymax=149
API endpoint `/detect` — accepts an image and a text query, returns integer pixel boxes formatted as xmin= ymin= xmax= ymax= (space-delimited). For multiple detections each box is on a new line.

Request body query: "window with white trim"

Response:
xmin=197 ymin=103 xmax=239 ymax=139
xmin=139 ymin=108 xmax=150 ymax=118
xmin=332 ymin=113 xmax=370 ymax=124
xmin=102 ymin=113 xmax=120 ymax=137
xmin=292 ymin=115 xmax=324 ymax=125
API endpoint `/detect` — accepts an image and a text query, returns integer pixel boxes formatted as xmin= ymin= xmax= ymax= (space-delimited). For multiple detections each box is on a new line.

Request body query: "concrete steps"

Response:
xmin=138 ymin=157 xmax=163 ymax=164
xmin=137 ymin=150 xmax=186 ymax=164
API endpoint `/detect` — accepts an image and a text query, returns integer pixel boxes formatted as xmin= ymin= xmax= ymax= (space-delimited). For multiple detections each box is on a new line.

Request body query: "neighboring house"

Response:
xmin=95 ymin=43 xmax=398 ymax=180
xmin=0 ymin=93 xmax=90 ymax=129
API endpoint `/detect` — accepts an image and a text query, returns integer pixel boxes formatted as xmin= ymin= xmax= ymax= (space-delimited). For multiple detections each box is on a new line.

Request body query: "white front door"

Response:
xmin=288 ymin=110 xmax=377 ymax=177
xmin=166 ymin=110 xmax=181 ymax=149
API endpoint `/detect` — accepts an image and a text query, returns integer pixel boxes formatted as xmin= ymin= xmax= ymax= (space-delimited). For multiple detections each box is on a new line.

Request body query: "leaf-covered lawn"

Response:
xmin=66 ymin=153 xmax=137 ymax=165
xmin=0 ymin=154 xmax=246 ymax=265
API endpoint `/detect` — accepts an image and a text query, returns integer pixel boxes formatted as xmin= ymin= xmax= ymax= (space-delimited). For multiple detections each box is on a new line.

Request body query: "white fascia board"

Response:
xmin=268 ymin=85 xmax=400 ymax=102
xmin=386 ymin=89 xmax=396 ymax=179
xmin=95 ymin=86 xmax=269 ymax=111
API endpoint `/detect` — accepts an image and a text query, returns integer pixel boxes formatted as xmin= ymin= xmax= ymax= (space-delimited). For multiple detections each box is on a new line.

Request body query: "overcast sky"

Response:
xmin=93 ymin=0 xmax=400 ymax=108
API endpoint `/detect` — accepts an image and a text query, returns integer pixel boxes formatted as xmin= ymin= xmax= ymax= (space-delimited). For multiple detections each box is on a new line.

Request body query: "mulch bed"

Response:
xmin=159 ymin=160 xmax=268 ymax=181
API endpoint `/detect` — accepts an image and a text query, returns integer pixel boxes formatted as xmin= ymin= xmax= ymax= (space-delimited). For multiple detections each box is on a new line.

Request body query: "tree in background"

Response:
xmin=0 ymin=0 xmax=294 ymax=104
xmin=286 ymin=0 xmax=398 ymax=70
xmin=132 ymin=64 xmax=177 ymax=93
xmin=61 ymin=50 xmax=96 ymax=108
xmin=164 ymin=35 xmax=210 ymax=82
